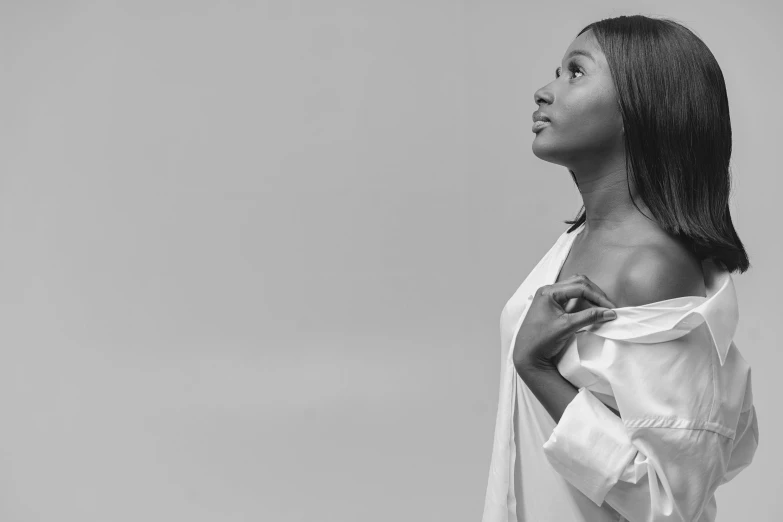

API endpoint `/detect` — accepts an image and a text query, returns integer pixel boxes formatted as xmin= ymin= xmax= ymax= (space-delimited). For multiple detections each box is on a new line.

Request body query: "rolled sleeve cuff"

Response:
xmin=542 ymin=387 xmax=638 ymax=506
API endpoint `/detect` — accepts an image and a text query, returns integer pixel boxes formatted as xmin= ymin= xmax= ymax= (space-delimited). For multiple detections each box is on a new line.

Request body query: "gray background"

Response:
xmin=0 ymin=1 xmax=776 ymax=521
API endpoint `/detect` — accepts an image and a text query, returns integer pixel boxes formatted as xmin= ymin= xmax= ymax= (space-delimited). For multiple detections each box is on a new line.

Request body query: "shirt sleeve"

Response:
xmin=720 ymin=402 xmax=759 ymax=485
xmin=541 ymin=323 xmax=758 ymax=521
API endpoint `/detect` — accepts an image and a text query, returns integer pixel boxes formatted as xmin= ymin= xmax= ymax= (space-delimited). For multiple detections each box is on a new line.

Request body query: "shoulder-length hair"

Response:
xmin=564 ymin=15 xmax=750 ymax=273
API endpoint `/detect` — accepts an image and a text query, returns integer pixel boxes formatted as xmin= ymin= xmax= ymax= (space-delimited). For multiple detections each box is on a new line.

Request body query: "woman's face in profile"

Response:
xmin=532 ymin=29 xmax=625 ymax=170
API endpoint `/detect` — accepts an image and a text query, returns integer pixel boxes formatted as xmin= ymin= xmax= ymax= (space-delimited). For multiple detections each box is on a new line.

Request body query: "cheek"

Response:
xmin=532 ymin=88 xmax=623 ymax=161
xmin=542 ymin=110 xmax=619 ymax=158
xmin=562 ymin=95 xmax=620 ymax=137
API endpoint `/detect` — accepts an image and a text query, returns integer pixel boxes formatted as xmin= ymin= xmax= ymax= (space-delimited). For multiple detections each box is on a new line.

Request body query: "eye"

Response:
xmin=555 ymin=60 xmax=584 ymax=80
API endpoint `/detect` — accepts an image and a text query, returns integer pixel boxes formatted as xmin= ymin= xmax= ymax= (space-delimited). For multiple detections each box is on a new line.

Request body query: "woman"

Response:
xmin=482 ymin=15 xmax=758 ymax=522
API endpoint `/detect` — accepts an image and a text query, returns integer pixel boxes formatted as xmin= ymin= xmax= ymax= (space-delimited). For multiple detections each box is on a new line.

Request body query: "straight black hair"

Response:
xmin=564 ymin=15 xmax=750 ymax=273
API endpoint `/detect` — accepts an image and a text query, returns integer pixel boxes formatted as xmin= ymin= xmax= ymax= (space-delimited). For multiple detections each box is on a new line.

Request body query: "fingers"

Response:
xmin=548 ymin=276 xmax=616 ymax=309
xmin=570 ymin=274 xmax=615 ymax=308
xmin=564 ymin=307 xmax=617 ymax=331
xmin=551 ymin=285 xmax=613 ymax=309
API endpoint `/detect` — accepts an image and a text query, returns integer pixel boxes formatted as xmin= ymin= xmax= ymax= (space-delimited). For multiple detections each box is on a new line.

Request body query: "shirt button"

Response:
xmin=527 ymin=294 xmax=534 ymax=300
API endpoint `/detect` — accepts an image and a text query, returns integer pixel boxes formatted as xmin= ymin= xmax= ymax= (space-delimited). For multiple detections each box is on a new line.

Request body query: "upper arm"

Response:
xmin=613 ymin=246 xmax=706 ymax=308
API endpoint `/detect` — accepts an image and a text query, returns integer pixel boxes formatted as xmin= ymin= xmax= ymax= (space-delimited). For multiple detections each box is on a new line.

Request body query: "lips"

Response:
xmin=532 ymin=120 xmax=550 ymax=133
xmin=532 ymin=111 xmax=551 ymax=133
xmin=532 ymin=111 xmax=551 ymax=123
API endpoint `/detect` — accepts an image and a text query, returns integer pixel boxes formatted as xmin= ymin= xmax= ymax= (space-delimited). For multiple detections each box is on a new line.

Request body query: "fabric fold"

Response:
xmin=482 ymin=222 xmax=755 ymax=522
xmin=575 ymin=258 xmax=738 ymax=366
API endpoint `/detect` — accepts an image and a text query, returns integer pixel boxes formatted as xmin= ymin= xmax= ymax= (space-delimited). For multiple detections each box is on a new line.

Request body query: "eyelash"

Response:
xmin=555 ymin=60 xmax=583 ymax=80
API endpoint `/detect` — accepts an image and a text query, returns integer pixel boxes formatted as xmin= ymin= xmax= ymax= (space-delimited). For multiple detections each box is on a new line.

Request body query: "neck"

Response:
xmin=572 ymin=166 xmax=656 ymax=238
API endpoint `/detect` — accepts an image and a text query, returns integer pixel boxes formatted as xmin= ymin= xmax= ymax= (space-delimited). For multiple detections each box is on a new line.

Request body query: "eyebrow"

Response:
xmin=555 ymin=49 xmax=596 ymax=78
xmin=565 ymin=49 xmax=595 ymax=62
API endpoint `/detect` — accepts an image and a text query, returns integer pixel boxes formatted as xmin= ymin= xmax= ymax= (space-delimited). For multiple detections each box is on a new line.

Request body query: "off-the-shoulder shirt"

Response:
xmin=481 ymin=221 xmax=759 ymax=522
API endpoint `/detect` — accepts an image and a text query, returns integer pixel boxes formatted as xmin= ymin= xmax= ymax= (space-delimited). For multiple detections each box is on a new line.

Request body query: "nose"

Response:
xmin=534 ymin=87 xmax=553 ymax=106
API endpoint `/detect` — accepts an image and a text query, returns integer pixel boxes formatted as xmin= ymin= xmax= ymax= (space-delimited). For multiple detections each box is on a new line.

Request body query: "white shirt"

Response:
xmin=482 ymin=221 xmax=759 ymax=522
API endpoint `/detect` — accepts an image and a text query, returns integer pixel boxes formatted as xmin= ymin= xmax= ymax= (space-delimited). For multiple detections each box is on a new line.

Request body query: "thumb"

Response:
xmin=565 ymin=308 xmax=616 ymax=330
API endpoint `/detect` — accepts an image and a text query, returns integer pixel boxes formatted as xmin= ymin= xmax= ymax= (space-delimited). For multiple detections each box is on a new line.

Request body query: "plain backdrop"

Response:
xmin=0 ymin=1 xmax=778 ymax=521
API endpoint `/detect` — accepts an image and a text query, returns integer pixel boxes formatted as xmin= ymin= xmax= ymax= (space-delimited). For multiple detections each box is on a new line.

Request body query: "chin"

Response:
xmin=531 ymin=140 xmax=565 ymax=166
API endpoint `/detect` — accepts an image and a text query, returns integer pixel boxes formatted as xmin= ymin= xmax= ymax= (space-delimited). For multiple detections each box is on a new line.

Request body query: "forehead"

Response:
xmin=563 ymin=30 xmax=605 ymax=66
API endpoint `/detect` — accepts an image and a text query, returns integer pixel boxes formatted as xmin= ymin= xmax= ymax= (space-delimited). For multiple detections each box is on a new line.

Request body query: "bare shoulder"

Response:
xmin=613 ymin=241 xmax=706 ymax=308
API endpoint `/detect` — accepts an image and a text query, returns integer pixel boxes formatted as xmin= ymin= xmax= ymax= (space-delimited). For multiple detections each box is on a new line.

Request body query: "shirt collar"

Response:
xmin=576 ymin=258 xmax=739 ymax=366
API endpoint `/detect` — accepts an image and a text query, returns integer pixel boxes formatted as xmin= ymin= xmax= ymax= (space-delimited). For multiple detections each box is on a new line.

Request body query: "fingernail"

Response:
xmin=603 ymin=310 xmax=617 ymax=320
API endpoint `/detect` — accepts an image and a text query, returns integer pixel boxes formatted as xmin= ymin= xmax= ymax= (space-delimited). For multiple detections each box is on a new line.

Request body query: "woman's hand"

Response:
xmin=513 ymin=273 xmax=618 ymax=372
